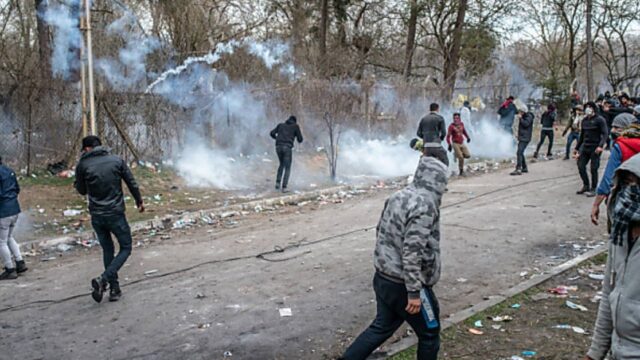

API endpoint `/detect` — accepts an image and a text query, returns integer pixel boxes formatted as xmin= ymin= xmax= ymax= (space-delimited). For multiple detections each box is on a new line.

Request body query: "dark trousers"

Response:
xmin=516 ymin=141 xmax=529 ymax=171
xmin=565 ymin=132 xmax=580 ymax=158
xmin=342 ymin=274 xmax=440 ymax=360
xmin=535 ymin=130 xmax=554 ymax=156
xmin=275 ymin=146 xmax=293 ymax=188
xmin=577 ymin=149 xmax=601 ymax=189
xmin=91 ymin=213 xmax=133 ymax=288
xmin=423 ymin=146 xmax=449 ymax=167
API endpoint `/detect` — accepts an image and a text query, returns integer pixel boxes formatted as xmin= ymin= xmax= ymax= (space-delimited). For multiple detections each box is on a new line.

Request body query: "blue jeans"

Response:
xmin=566 ymin=132 xmax=580 ymax=158
xmin=91 ymin=213 xmax=132 ymax=288
xmin=342 ymin=273 xmax=440 ymax=360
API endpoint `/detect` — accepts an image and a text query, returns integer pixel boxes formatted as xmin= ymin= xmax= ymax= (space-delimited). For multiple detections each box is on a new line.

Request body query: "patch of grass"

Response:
xmin=19 ymin=173 xmax=75 ymax=187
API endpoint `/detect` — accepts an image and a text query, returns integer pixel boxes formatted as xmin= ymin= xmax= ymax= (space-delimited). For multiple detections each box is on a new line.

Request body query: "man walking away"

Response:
xmin=510 ymin=103 xmax=534 ymax=176
xmin=563 ymin=105 xmax=583 ymax=160
xmin=446 ymin=113 xmax=472 ymax=176
xmin=534 ymin=103 xmax=557 ymax=159
xmin=584 ymin=153 xmax=640 ymax=360
xmin=417 ymin=103 xmax=448 ymax=167
xmin=574 ymin=102 xmax=609 ymax=197
xmin=498 ymin=96 xmax=517 ymax=135
xmin=340 ymin=156 xmax=448 ymax=360
xmin=591 ymin=120 xmax=640 ymax=226
xmin=75 ymin=136 xmax=144 ymax=303
xmin=460 ymin=100 xmax=472 ymax=132
xmin=270 ymin=115 xmax=303 ymax=193
xmin=0 ymin=156 xmax=27 ymax=280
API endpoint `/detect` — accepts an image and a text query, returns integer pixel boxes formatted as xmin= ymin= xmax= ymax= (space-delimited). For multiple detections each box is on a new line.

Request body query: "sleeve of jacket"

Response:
xmin=439 ymin=117 xmax=446 ymax=141
xmin=402 ymin=211 xmax=434 ymax=298
xmin=270 ymin=125 xmax=279 ymax=140
xmin=587 ymin=244 xmax=615 ymax=360
xmin=295 ymin=125 xmax=303 ymax=143
xmin=74 ymin=161 xmax=87 ymax=196
xmin=463 ymin=126 xmax=470 ymax=141
xmin=497 ymin=106 xmax=506 ymax=116
xmin=598 ymin=118 xmax=609 ymax=148
xmin=14 ymin=172 xmax=19 ymax=195
xmin=596 ymin=144 xmax=622 ymax=196
xmin=445 ymin=124 xmax=453 ymax=145
xmin=417 ymin=120 xmax=423 ymax=139
xmin=576 ymin=126 xmax=585 ymax=151
xmin=121 ymin=160 xmax=143 ymax=206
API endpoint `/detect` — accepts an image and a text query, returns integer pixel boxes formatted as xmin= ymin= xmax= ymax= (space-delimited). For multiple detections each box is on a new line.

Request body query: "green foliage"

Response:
xmin=460 ymin=25 xmax=498 ymax=80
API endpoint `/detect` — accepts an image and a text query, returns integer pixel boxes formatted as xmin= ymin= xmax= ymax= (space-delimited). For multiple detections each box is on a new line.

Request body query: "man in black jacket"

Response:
xmin=574 ymin=102 xmax=609 ymax=196
xmin=75 ymin=136 xmax=144 ymax=303
xmin=417 ymin=103 xmax=449 ymax=166
xmin=270 ymin=116 xmax=303 ymax=193
xmin=533 ymin=103 xmax=557 ymax=159
xmin=511 ymin=104 xmax=534 ymax=176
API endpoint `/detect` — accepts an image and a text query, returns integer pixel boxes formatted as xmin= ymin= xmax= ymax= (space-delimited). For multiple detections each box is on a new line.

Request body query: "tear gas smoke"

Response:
xmin=42 ymin=1 xmax=82 ymax=80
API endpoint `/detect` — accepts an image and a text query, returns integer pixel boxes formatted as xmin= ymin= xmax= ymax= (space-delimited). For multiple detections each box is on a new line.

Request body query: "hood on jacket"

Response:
xmin=616 ymin=152 xmax=640 ymax=180
xmin=410 ymin=156 xmax=448 ymax=197
xmin=81 ymin=146 xmax=110 ymax=160
xmin=285 ymin=116 xmax=297 ymax=125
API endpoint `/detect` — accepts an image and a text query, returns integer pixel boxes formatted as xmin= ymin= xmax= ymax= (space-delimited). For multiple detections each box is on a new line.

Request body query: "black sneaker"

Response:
xmin=281 ymin=188 xmax=290 ymax=193
xmin=16 ymin=260 xmax=28 ymax=274
xmin=576 ymin=186 xmax=589 ymax=195
xmin=109 ymin=288 xmax=122 ymax=302
xmin=275 ymin=184 xmax=280 ymax=190
xmin=521 ymin=168 xmax=529 ymax=173
xmin=0 ymin=268 xmax=17 ymax=280
xmin=91 ymin=277 xmax=107 ymax=303
xmin=510 ymin=170 xmax=522 ymax=176
xmin=533 ymin=152 xmax=538 ymax=159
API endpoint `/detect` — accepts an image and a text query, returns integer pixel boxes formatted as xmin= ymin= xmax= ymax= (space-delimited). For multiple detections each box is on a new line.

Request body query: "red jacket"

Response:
xmin=617 ymin=137 xmax=640 ymax=162
xmin=446 ymin=122 xmax=469 ymax=145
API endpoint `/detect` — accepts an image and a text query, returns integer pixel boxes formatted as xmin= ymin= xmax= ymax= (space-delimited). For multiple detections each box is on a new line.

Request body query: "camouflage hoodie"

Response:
xmin=373 ymin=156 xmax=448 ymax=298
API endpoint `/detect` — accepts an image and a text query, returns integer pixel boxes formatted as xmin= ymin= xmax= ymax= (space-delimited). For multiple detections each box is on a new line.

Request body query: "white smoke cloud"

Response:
xmin=42 ymin=1 xmax=82 ymax=80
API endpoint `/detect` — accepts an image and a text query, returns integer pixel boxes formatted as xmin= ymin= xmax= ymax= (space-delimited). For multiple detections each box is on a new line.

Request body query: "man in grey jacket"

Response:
xmin=585 ymin=153 xmax=640 ymax=360
xmin=340 ymin=156 xmax=448 ymax=360
xmin=417 ymin=103 xmax=449 ymax=166
xmin=75 ymin=136 xmax=144 ymax=303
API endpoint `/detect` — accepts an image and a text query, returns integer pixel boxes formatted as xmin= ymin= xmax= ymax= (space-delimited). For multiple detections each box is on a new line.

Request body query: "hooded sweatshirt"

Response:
xmin=498 ymin=99 xmax=517 ymax=127
xmin=270 ymin=116 xmax=303 ymax=148
xmin=373 ymin=156 xmax=448 ymax=299
xmin=74 ymin=146 xmax=143 ymax=216
xmin=588 ymin=153 xmax=640 ymax=360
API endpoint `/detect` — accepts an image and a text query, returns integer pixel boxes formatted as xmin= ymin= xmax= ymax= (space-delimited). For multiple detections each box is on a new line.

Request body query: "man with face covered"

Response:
xmin=575 ymin=102 xmax=609 ymax=196
xmin=584 ymin=153 xmax=640 ymax=360
xmin=340 ymin=156 xmax=448 ymax=360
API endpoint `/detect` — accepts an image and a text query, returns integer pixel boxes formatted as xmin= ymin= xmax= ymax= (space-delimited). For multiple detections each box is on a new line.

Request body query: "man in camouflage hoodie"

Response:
xmin=341 ymin=156 xmax=448 ymax=360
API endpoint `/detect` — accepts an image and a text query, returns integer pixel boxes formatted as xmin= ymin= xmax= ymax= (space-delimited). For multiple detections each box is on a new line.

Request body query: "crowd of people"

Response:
xmin=1 ymin=90 xmax=640 ymax=359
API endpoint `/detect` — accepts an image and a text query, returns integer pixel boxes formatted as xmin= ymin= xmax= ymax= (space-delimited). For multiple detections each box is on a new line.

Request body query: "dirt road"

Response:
xmin=0 ymin=157 xmax=607 ymax=360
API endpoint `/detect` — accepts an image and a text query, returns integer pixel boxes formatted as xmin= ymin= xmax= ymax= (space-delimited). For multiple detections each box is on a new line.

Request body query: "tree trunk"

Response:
xmin=34 ymin=0 xmax=51 ymax=79
xmin=318 ymin=0 xmax=329 ymax=74
xmin=403 ymin=0 xmax=418 ymax=81
xmin=441 ymin=0 xmax=467 ymax=102
xmin=586 ymin=0 xmax=595 ymax=100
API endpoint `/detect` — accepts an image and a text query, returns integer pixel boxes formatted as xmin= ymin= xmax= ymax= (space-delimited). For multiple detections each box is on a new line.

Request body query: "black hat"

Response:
xmin=82 ymin=135 xmax=102 ymax=149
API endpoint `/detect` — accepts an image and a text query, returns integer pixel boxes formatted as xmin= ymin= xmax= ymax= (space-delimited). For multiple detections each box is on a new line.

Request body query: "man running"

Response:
xmin=75 ymin=136 xmax=144 ymax=303
xmin=574 ymin=102 xmax=609 ymax=197
xmin=270 ymin=115 xmax=303 ymax=193
xmin=417 ymin=103 xmax=448 ymax=167
xmin=340 ymin=156 xmax=448 ymax=360
xmin=446 ymin=113 xmax=471 ymax=176
xmin=0 ymin=156 xmax=27 ymax=280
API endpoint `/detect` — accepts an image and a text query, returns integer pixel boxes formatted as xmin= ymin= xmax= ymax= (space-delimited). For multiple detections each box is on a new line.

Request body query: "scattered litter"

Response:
xmin=226 ymin=304 xmax=241 ymax=310
xmin=572 ymin=326 xmax=587 ymax=334
xmin=591 ymin=292 xmax=603 ymax=303
xmin=41 ymin=256 xmax=57 ymax=262
xmin=511 ymin=303 xmax=521 ymax=309
xmin=568 ymin=276 xmax=581 ymax=281
xmin=511 ymin=357 xmax=525 ymax=360
xmin=456 ymin=278 xmax=468 ymax=283
xmin=262 ymin=158 xmax=272 ymax=162
xmin=489 ymin=315 xmax=513 ymax=322
xmin=195 ymin=293 xmax=206 ymax=299
xmin=531 ymin=292 xmax=553 ymax=301
xmin=522 ymin=350 xmax=537 ymax=357
xmin=197 ymin=323 xmax=210 ymax=329
xmin=552 ymin=324 xmax=572 ymax=329
xmin=588 ymin=273 xmax=605 ymax=281
xmin=519 ymin=271 xmax=528 ymax=277
xmin=144 ymin=269 xmax=159 ymax=276
xmin=279 ymin=308 xmax=292 ymax=317
xmin=56 ymin=243 xmax=73 ymax=252
xmin=153 ymin=194 xmax=162 ymax=201
xmin=468 ymin=328 xmax=483 ymax=335
xmin=491 ymin=325 xmax=502 ymax=330
xmin=63 ymin=209 xmax=82 ymax=217
xmin=38 ymin=208 xmax=45 ymax=214
xmin=548 ymin=285 xmax=578 ymax=295
xmin=474 ymin=320 xmax=483 ymax=328
xmin=566 ymin=300 xmax=588 ymax=311
xmin=223 ymin=351 xmax=233 ymax=357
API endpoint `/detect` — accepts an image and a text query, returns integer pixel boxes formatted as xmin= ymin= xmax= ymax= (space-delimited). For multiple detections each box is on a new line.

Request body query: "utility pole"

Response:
xmin=80 ymin=0 xmax=97 ymax=135
xmin=586 ymin=0 xmax=595 ymax=101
